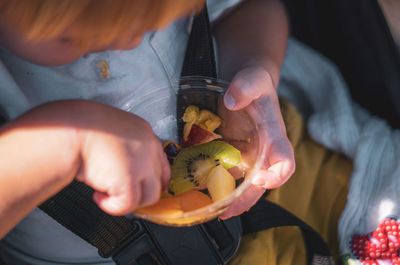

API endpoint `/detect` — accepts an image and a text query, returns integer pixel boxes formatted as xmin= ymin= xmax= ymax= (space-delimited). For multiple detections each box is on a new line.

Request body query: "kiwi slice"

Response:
xmin=169 ymin=141 xmax=241 ymax=194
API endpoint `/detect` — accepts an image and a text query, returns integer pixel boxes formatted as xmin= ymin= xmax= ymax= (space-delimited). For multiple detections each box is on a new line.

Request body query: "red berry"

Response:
xmin=393 ymin=256 xmax=400 ymax=264
xmin=360 ymin=260 xmax=376 ymax=265
xmin=350 ymin=219 xmax=400 ymax=261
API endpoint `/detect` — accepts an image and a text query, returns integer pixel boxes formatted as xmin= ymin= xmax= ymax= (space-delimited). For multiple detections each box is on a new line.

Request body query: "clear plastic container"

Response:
xmin=133 ymin=77 xmax=268 ymax=226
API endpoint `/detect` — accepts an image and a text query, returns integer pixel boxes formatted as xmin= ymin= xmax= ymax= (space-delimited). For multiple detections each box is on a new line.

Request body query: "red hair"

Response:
xmin=0 ymin=0 xmax=205 ymax=49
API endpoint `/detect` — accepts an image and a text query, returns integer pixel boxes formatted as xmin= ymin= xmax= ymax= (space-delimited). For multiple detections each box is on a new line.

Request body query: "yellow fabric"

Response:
xmin=229 ymin=99 xmax=353 ymax=265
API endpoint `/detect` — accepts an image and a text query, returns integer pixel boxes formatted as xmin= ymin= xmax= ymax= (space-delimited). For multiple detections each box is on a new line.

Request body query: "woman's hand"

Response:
xmin=219 ymin=66 xmax=295 ymax=219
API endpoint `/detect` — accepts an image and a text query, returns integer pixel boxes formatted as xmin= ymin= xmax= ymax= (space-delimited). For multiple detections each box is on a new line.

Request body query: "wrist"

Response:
xmin=8 ymin=101 xmax=84 ymax=186
xmin=0 ymin=103 xmax=83 ymax=237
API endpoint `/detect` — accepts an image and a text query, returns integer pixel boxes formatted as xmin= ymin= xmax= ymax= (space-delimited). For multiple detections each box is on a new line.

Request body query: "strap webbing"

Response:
xmin=39 ymin=181 xmax=136 ymax=258
xmin=241 ymin=200 xmax=334 ymax=265
xmin=180 ymin=7 xmax=217 ymax=79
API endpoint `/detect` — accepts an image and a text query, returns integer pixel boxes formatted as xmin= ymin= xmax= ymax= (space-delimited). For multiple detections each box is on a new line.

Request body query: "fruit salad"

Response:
xmin=135 ymin=105 xmax=243 ymax=219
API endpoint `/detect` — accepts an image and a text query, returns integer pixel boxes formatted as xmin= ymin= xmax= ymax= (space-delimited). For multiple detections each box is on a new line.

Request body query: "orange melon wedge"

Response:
xmin=134 ymin=190 xmax=213 ymax=219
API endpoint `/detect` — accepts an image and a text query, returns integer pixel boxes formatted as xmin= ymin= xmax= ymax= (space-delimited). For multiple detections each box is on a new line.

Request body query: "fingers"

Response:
xmin=224 ymin=66 xmax=274 ymax=111
xmin=258 ymin=137 xmax=295 ymax=189
xmin=89 ymin=166 xmax=142 ymax=216
xmin=139 ymin=174 xmax=162 ymax=208
xmin=252 ymin=160 xmax=294 ymax=189
xmin=93 ymin=186 xmax=140 ymax=216
xmin=78 ymin=132 xmax=169 ymax=216
xmin=220 ymin=66 xmax=294 ymax=218
xmin=159 ymin=147 xmax=171 ymax=191
xmin=92 ymin=168 xmax=164 ymax=216
xmin=218 ymin=159 xmax=294 ymax=219
xmin=219 ymin=117 xmax=295 ymax=219
xmin=219 ymin=184 xmax=265 ymax=219
xmin=219 ymin=157 xmax=295 ymax=219
xmin=90 ymin=170 xmax=164 ymax=216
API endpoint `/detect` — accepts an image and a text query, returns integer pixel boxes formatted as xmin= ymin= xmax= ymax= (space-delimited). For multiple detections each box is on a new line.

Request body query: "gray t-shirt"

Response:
xmin=0 ymin=1 xmax=241 ymax=264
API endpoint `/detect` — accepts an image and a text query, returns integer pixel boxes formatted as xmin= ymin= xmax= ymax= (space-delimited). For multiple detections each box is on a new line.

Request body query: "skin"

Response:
xmin=0 ymin=10 xmax=165 ymax=238
xmin=0 ymin=0 xmax=295 ymax=237
xmin=0 ymin=11 xmax=144 ymax=66
xmin=213 ymin=0 xmax=295 ymax=218
xmin=0 ymin=101 xmax=171 ymax=238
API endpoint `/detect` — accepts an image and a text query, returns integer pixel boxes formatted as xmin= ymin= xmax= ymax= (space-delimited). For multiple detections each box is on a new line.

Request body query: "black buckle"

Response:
xmin=100 ymin=219 xmax=168 ymax=265
xmin=200 ymin=217 xmax=242 ymax=263
xmin=99 ymin=216 xmax=242 ymax=265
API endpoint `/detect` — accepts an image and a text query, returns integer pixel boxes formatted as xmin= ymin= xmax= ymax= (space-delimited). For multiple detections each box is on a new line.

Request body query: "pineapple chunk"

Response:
xmin=197 ymin=109 xmax=222 ymax=132
xmin=206 ymin=165 xmax=236 ymax=202
xmin=182 ymin=105 xmax=200 ymax=123
xmin=182 ymin=105 xmax=200 ymax=141
xmin=181 ymin=106 xmax=222 ymax=142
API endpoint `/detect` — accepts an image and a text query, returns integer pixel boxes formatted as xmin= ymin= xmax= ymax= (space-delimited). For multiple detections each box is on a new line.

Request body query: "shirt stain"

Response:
xmin=96 ymin=60 xmax=110 ymax=79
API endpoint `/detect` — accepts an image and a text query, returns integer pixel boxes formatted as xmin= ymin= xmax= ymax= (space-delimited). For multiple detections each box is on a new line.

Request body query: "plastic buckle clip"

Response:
xmin=100 ymin=220 xmax=167 ymax=265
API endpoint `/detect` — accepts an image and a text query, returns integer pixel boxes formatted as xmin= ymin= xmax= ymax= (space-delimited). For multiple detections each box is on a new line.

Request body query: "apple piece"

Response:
xmin=181 ymin=124 xmax=221 ymax=147
xmin=206 ymin=164 xmax=236 ymax=202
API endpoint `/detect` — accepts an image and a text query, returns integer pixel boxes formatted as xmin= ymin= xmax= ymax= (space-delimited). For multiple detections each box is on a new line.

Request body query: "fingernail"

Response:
xmin=224 ymin=93 xmax=236 ymax=109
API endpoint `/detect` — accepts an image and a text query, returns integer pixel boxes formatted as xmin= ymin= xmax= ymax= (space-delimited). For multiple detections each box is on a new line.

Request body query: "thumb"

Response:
xmin=224 ymin=78 xmax=255 ymax=111
xmin=159 ymin=149 xmax=171 ymax=191
xmin=224 ymin=67 xmax=273 ymax=111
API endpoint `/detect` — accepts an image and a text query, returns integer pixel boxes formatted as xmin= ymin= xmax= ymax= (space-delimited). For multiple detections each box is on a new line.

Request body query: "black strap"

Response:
xmin=241 ymin=200 xmax=334 ymax=265
xmin=177 ymin=6 xmax=220 ymax=139
xmin=180 ymin=7 xmax=217 ymax=79
xmin=0 ymin=107 xmax=7 ymax=126
xmin=39 ymin=181 xmax=137 ymax=259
